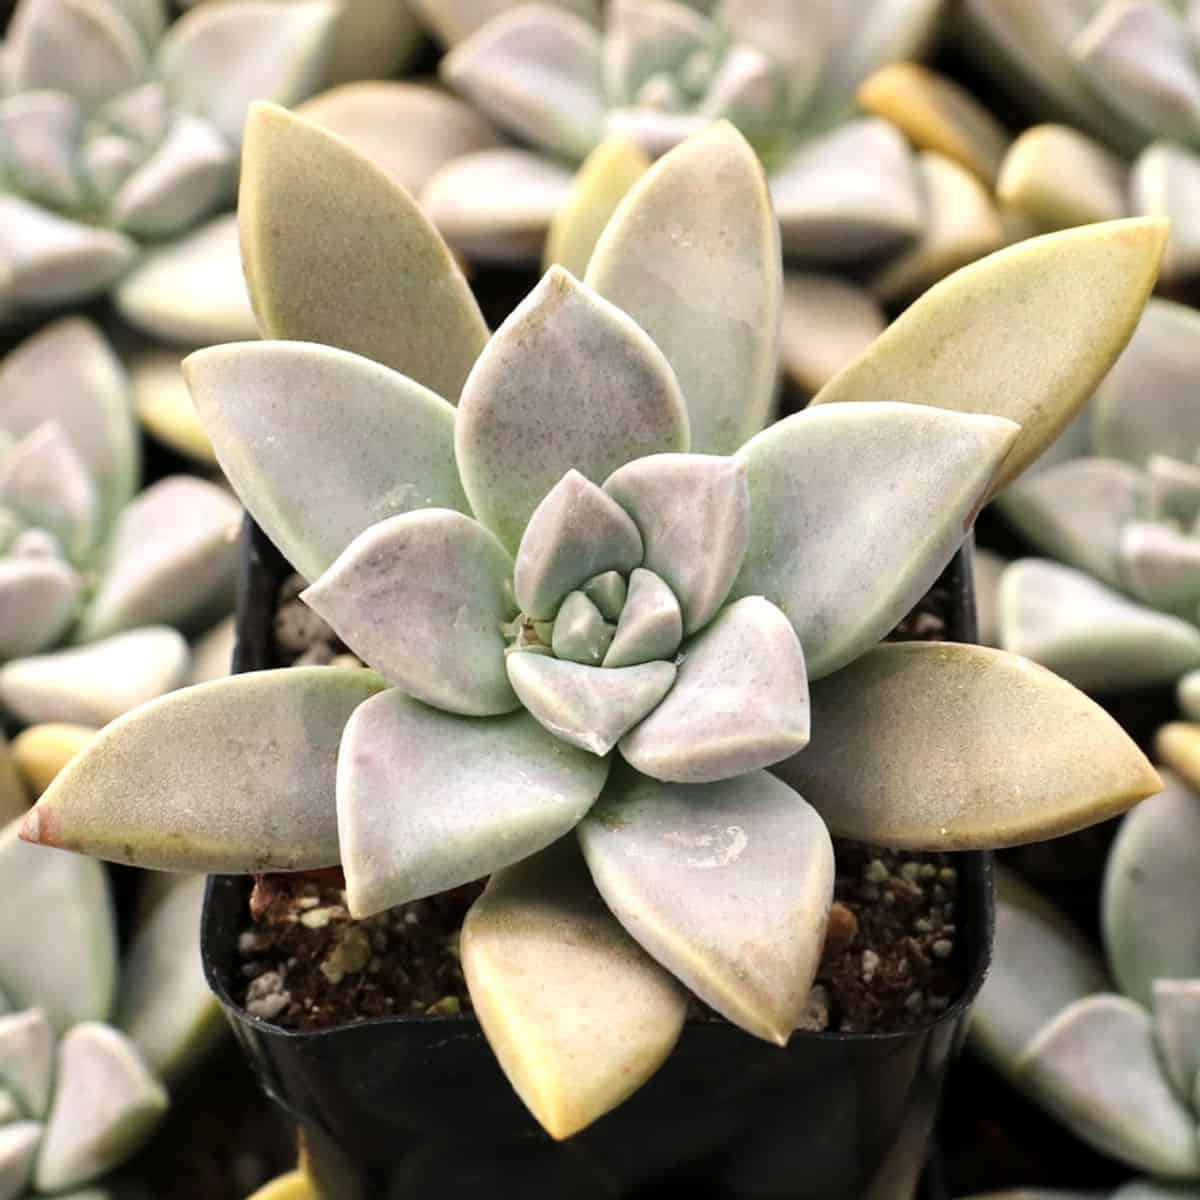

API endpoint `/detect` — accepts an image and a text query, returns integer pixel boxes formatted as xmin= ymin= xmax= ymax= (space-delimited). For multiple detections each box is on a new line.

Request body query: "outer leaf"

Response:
xmin=303 ymin=511 xmax=518 ymax=716
xmin=579 ymin=767 xmax=834 ymax=1043
xmin=337 ymin=689 xmax=609 ymax=917
xmin=775 ymin=642 xmax=1162 ymax=848
xmin=0 ymin=557 xmax=80 ymax=661
xmin=1104 ymin=766 xmax=1200 ymax=1006
xmin=1016 ymin=995 xmax=1200 ymax=1178
xmin=20 ymin=668 xmax=386 ymax=871
xmin=604 ymin=453 xmax=748 ymax=635
xmin=731 ymin=402 xmax=1017 ymax=680
xmin=1153 ymin=980 xmax=1200 ymax=1103
xmin=812 ymin=219 xmax=1167 ymax=492
xmin=186 ymin=341 xmax=469 ymax=583
xmin=461 ymin=838 xmax=687 ymax=1141
xmin=412 ymin=0 xmax=599 ymax=46
xmin=1119 ymin=521 xmax=1200 ymax=613
xmin=621 ymin=596 xmax=809 ymax=783
xmin=455 ymin=268 xmax=689 ymax=551
xmin=157 ymin=1 xmax=338 ymax=148
xmin=586 ymin=121 xmax=781 ymax=455
xmin=0 ymin=1010 xmax=52 ymax=1117
xmin=239 ymin=104 xmax=488 ymax=400
xmin=778 ymin=274 xmax=885 ymax=398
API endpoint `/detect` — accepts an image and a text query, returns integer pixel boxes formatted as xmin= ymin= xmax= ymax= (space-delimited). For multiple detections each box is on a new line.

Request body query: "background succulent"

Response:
xmin=17 ymin=106 xmax=1168 ymax=1139
xmin=0 ymin=0 xmax=339 ymax=321
xmin=968 ymin=752 xmax=1200 ymax=1187
xmin=0 ymin=316 xmax=240 ymax=729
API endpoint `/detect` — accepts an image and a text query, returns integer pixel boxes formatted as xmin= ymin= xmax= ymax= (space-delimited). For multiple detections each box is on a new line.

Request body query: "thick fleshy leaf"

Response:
xmin=0 ymin=1010 xmax=52 ymax=1117
xmin=507 ymin=653 xmax=675 ymax=756
xmin=0 ymin=628 xmax=189 ymax=727
xmin=456 ymin=268 xmax=688 ymax=551
xmin=586 ymin=121 xmax=781 ymax=455
xmin=115 ymin=874 xmax=224 ymax=1086
xmin=129 ymin=350 xmax=215 ymax=466
xmin=442 ymin=5 xmax=604 ymax=161
xmin=858 ymin=62 xmax=1010 ymax=185
xmin=1119 ymin=521 xmax=1200 ymax=612
xmin=1153 ymin=980 xmax=1200 ymax=1102
xmin=769 ymin=119 xmax=923 ymax=264
xmin=1000 ymin=459 xmax=1150 ymax=587
xmin=1091 ymin=299 xmax=1200 ymax=468
xmin=1113 ymin=1185 xmax=1200 ymax=1200
xmin=544 ymin=135 xmax=650 ymax=278
xmin=113 ymin=214 xmax=258 ymax=344
xmin=997 ymin=125 xmax=1129 ymax=231
xmin=297 ymin=81 xmax=500 ymax=197
xmin=974 ymin=547 xmax=1007 ymax=648
xmin=0 ymin=556 xmax=80 ymax=661
xmin=513 ymin=470 xmax=643 ymax=621
xmin=1148 ymin=453 xmax=1200 ymax=526
xmin=10 ymin=723 xmax=95 ymax=799
xmin=604 ymin=568 xmax=681 ymax=668
xmin=20 ymin=667 xmax=386 ymax=871
xmin=35 ymin=1023 xmax=167 ymax=1193
xmin=0 ymin=90 xmax=85 ymax=211
xmin=76 ymin=477 xmax=239 ymax=642
xmin=1180 ymin=672 xmax=1200 ymax=721
xmin=315 ymin=0 xmax=424 ymax=85
xmin=1104 ymin=763 xmax=1200 ymax=1005
xmin=422 ymin=148 xmax=574 ymax=264
xmin=604 ymin=453 xmax=748 ymax=635
xmin=1133 ymin=141 xmax=1200 ymax=285
xmin=813 ymin=219 xmax=1167 ymax=492
xmin=189 ymin=615 xmax=234 ymax=685
xmin=248 ymin=1173 xmax=316 ymax=1200
xmin=337 ymin=689 xmax=609 ymax=917
xmin=970 ymin=898 xmax=1109 ymax=1078
xmin=778 ymin=274 xmax=886 ymax=398
xmin=461 ymin=838 xmax=687 ymax=1141
xmin=621 ymin=596 xmax=808 ymax=782
xmin=303 ymin=511 xmax=518 ymax=715
xmin=158 ymin=1 xmax=338 ymax=148
xmin=0 ymin=820 xmax=116 ymax=1030
xmin=871 ymin=152 xmax=1006 ymax=305
xmin=0 ymin=1122 xmax=40 ymax=1200
xmin=0 ymin=737 xmax=24 ymax=824
xmin=583 ymin=571 xmax=626 ymax=622
xmin=776 ymin=642 xmax=1162 ymax=847
xmin=580 ymin=767 xmax=834 ymax=1043
xmin=186 ymin=341 xmax=468 ymax=583
xmin=551 ymin=592 xmax=615 ymax=664
xmin=998 ymin=559 xmax=1200 ymax=693
xmin=239 ymin=103 xmax=488 ymax=400
xmin=412 ymin=0 xmax=599 ymax=46
xmin=1016 ymin=995 xmax=1200 ymax=1178
xmin=731 ymin=403 xmax=1017 ymax=680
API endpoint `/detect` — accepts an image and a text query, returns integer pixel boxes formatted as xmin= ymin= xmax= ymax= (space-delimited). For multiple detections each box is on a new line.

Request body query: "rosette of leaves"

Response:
xmin=16 ymin=105 xmax=1168 ymax=1139
xmin=982 ymin=298 xmax=1200 ymax=696
xmin=968 ymin=759 xmax=1200 ymax=1188
xmin=0 ymin=819 xmax=223 ymax=1198
xmin=0 ymin=0 xmax=339 ymax=321
xmin=0 ymin=316 xmax=241 ymax=728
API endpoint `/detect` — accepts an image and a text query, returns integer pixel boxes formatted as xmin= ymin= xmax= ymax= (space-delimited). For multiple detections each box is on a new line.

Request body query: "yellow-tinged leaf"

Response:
xmin=11 ymin=724 xmax=96 ymax=798
xmin=246 ymin=1171 xmax=316 ymax=1200
xmin=0 ymin=735 xmax=26 ymax=823
xmin=131 ymin=350 xmax=217 ymax=466
xmin=1155 ymin=722 xmax=1200 ymax=793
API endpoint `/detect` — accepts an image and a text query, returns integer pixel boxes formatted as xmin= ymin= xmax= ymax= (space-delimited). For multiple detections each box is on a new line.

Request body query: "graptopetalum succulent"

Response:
xmin=0 ymin=0 xmax=338 ymax=321
xmin=0 ymin=316 xmax=241 ymax=728
xmin=18 ymin=105 xmax=1169 ymax=1139
xmin=982 ymin=298 xmax=1200 ymax=697
xmin=968 ymin=749 xmax=1200 ymax=1188
xmin=0 ymin=820 xmax=222 ymax=1198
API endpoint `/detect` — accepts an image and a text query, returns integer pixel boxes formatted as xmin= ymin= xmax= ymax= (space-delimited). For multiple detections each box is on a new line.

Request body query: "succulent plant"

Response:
xmin=969 ymin=743 xmax=1200 ymax=1186
xmin=983 ymin=298 xmax=1200 ymax=695
xmin=0 ymin=0 xmax=339 ymax=321
xmin=16 ymin=105 xmax=1169 ymax=1139
xmin=960 ymin=1187 xmax=1200 ymax=1200
xmin=0 ymin=316 xmax=241 ymax=727
xmin=0 ymin=820 xmax=222 ymax=1197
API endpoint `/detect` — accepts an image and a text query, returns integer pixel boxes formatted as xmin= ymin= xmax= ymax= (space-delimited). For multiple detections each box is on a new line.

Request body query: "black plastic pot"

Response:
xmin=202 ymin=517 xmax=993 ymax=1200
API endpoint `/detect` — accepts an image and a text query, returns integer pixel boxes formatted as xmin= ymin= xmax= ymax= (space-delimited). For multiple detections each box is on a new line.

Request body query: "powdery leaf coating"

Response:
xmin=1119 ymin=521 xmax=1200 ymax=613
xmin=0 ymin=1122 xmax=40 ymax=1200
xmin=1152 ymin=980 xmax=1200 ymax=1103
xmin=0 ymin=1009 xmax=52 ymax=1117
xmin=186 ymin=340 xmax=469 ymax=584
xmin=579 ymin=767 xmax=834 ymax=1044
xmin=731 ymin=402 xmax=1017 ymax=681
xmin=337 ymin=689 xmax=610 ymax=918
xmin=302 ymin=510 xmax=519 ymax=717
xmin=20 ymin=667 xmax=387 ymax=872
xmin=412 ymin=0 xmax=599 ymax=47
xmin=1015 ymin=995 xmax=1200 ymax=1178
xmin=0 ymin=557 xmax=81 ymax=661
xmin=603 ymin=568 xmax=681 ymax=668
xmin=776 ymin=642 xmax=1161 ymax=848
xmin=456 ymin=268 xmax=689 ymax=552
xmin=586 ymin=122 xmax=781 ymax=456
xmin=551 ymin=591 xmax=615 ymax=664
xmin=812 ymin=218 xmax=1167 ymax=491
xmin=461 ymin=838 xmax=687 ymax=1142
xmin=239 ymin=103 xmax=489 ymax=401
xmin=621 ymin=596 xmax=809 ymax=783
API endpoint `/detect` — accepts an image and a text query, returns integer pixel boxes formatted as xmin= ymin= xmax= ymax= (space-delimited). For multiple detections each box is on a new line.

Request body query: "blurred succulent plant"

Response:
xmin=0 ymin=820 xmax=222 ymax=1197
xmin=961 ymin=1186 xmax=1200 ymax=1200
xmin=969 ymin=754 xmax=1200 ymax=1185
xmin=983 ymin=299 xmax=1200 ymax=695
xmin=0 ymin=0 xmax=338 ymax=321
xmin=0 ymin=317 xmax=241 ymax=727
xmin=17 ymin=105 xmax=1168 ymax=1139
